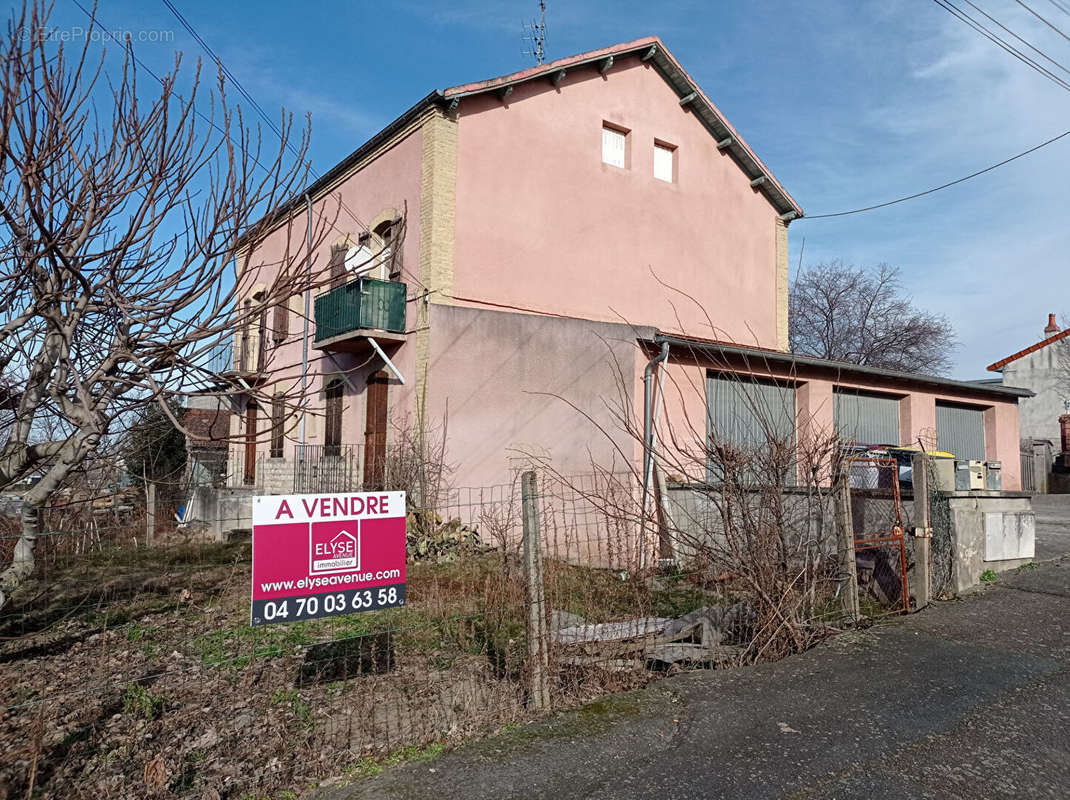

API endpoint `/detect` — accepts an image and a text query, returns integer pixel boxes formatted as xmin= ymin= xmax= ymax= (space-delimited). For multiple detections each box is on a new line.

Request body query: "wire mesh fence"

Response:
xmin=845 ymin=457 xmax=911 ymax=616
xmin=0 ymin=465 xmax=888 ymax=799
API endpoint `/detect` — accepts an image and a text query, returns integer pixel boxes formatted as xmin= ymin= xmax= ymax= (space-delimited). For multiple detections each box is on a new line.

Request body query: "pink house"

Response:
xmin=222 ymin=36 xmax=1028 ymax=504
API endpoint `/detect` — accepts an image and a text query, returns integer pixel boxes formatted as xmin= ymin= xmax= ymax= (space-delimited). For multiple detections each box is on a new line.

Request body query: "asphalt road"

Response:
xmin=327 ymin=555 xmax=1070 ymax=800
xmin=1032 ymin=494 xmax=1070 ymax=561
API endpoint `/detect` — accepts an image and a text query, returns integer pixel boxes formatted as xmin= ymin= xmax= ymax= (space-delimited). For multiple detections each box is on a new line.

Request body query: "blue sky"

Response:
xmin=49 ymin=0 xmax=1070 ymax=378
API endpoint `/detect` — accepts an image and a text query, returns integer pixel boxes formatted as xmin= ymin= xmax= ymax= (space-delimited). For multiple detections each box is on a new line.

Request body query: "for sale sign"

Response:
xmin=250 ymin=491 xmax=406 ymax=626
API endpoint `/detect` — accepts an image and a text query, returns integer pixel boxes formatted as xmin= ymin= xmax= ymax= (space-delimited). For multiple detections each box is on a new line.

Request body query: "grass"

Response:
xmin=980 ymin=569 xmax=999 ymax=583
xmin=271 ymin=689 xmax=314 ymax=728
xmin=342 ymin=740 xmax=447 ymax=781
xmin=122 ymin=683 xmax=167 ymax=720
xmin=126 ymin=623 xmax=160 ymax=642
xmin=183 ymin=552 xmax=724 ymax=678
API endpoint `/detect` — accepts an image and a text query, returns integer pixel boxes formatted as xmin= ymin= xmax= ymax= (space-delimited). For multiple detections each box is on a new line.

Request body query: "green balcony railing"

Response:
xmin=314 ymin=277 xmax=407 ymax=342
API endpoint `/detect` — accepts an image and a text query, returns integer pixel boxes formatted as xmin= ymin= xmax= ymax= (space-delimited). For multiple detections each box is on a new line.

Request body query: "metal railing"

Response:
xmin=293 ymin=443 xmax=363 ymax=493
xmin=314 ymin=277 xmax=407 ymax=341
xmin=204 ymin=343 xmax=233 ymax=376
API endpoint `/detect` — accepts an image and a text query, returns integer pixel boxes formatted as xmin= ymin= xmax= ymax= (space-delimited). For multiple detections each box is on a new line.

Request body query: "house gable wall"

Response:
xmin=451 ymin=53 xmax=783 ymax=349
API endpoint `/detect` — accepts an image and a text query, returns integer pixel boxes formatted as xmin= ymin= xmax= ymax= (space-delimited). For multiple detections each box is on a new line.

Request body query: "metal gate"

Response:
xmin=848 ymin=457 xmax=910 ymax=616
xmin=293 ymin=444 xmax=361 ymax=493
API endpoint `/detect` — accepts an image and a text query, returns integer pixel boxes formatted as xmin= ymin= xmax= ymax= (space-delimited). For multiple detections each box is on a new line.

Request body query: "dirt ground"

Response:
xmin=0 ymin=542 xmax=531 ymax=800
xmin=0 ymin=538 xmax=718 ymax=800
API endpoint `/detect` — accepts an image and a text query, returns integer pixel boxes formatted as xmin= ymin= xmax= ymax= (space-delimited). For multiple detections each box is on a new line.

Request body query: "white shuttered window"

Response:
xmin=602 ymin=125 xmax=626 ymax=168
xmin=653 ymin=143 xmax=675 ymax=182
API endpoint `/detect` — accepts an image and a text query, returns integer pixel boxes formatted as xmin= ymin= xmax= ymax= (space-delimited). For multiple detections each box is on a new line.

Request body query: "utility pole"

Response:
xmin=522 ymin=1 xmax=547 ymax=65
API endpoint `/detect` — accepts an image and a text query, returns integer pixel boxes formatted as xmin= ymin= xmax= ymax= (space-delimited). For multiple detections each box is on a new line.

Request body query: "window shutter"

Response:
xmin=936 ymin=403 xmax=986 ymax=461
xmin=834 ymin=390 xmax=900 ymax=445
xmin=270 ymin=394 xmax=285 ymax=458
xmin=345 ymin=244 xmax=376 ymax=277
xmin=272 ymin=301 xmax=288 ymax=343
xmin=653 ymin=144 xmax=674 ymax=182
xmin=329 ymin=245 xmax=347 ymax=289
xmin=324 ymin=379 xmax=344 ymax=457
xmin=706 ymin=373 xmax=796 ymax=485
xmin=602 ymin=126 xmax=626 ymax=168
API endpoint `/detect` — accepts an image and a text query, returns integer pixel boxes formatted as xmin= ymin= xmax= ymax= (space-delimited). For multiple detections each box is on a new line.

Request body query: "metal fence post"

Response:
xmin=912 ymin=453 xmax=932 ymax=610
xmin=521 ymin=470 xmax=549 ymax=710
xmin=145 ymin=481 xmax=156 ymax=547
xmin=835 ymin=466 xmax=860 ymax=622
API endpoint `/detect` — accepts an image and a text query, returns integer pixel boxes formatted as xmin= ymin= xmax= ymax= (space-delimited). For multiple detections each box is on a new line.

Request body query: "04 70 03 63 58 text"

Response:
xmin=250 ymin=582 xmax=406 ymax=626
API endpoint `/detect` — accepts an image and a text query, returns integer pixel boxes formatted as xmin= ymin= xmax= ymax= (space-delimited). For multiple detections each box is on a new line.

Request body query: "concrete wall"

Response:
xmin=946 ymin=492 xmax=1035 ymax=592
xmin=1001 ymin=338 xmax=1069 ymax=445
xmin=452 ymin=52 xmax=784 ymax=349
xmin=183 ymin=486 xmax=255 ymax=541
xmin=424 ymin=304 xmax=651 ymax=489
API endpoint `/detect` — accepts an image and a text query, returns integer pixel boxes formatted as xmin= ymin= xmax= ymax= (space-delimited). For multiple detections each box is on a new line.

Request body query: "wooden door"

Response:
xmin=244 ymin=401 xmax=258 ymax=485
xmin=363 ymin=371 xmax=389 ymax=489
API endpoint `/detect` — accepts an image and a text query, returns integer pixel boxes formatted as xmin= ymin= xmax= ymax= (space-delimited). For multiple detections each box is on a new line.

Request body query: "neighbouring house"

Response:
xmin=988 ymin=313 xmax=1069 ymax=446
xmin=184 ymin=393 xmax=231 ymax=489
xmin=216 ymin=36 xmax=1029 ymax=520
xmin=988 ymin=313 xmax=1070 ymax=491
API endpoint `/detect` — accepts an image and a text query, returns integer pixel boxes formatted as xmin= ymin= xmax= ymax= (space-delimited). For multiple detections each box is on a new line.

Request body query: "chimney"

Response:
xmin=1045 ymin=313 xmax=1059 ymax=336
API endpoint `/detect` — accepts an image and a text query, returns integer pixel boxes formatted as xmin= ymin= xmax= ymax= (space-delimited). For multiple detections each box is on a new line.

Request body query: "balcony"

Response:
xmin=313 ymin=276 xmax=407 ymax=353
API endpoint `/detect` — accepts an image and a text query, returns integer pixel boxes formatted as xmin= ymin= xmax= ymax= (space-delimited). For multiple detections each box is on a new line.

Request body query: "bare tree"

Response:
xmin=0 ymin=2 xmax=317 ymax=606
xmin=789 ymin=261 xmax=956 ymax=374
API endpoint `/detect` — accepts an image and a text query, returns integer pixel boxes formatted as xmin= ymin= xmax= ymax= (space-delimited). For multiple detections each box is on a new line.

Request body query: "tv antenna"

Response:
xmin=522 ymin=1 xmax=547 ymax=65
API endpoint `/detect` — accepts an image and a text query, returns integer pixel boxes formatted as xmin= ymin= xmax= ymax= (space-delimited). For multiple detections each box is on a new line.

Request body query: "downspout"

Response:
xmin=299 ymin=192 xmax=313 ymax=447
xmin=640 ymin=340 xmax=670 ymax=569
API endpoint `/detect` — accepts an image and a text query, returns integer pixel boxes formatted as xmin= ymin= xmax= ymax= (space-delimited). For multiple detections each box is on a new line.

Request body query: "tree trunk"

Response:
xmin=0 ymin=500 xmax=42 ymax=608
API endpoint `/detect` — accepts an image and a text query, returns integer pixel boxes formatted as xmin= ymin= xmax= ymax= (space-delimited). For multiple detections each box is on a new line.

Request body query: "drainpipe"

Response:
xmin=640 ymin=340 xmax=670 ymax=569
xmin=299 ymin=192 xmax=313 ymax=447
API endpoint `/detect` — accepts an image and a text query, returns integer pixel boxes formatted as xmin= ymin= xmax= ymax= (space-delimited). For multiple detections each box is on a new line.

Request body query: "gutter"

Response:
xmin=652 ymin=335 xmax=1035 ymax=401
xmin=299 ymin=192 xmax=313 ymax=446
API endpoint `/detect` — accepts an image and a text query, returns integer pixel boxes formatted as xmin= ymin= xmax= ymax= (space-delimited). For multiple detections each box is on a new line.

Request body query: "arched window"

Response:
xmin=373 ymin=219 xmax=397 ymax=281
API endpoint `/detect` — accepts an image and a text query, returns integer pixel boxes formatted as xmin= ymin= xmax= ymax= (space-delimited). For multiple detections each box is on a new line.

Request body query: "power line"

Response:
xmin=68 ymin=0 xmax=428 ymax=295
xmin=803 ymin=127 xmax=1070 ymax=219
xmin=960 ymin=0 xmax=1070 ymax=78
xmin=159 ymin=0 xmax=370 ymax=233
xmin=158 ymin=1 xmax=431 ymax=293
xmin=932 ymin=0 xmax=1070 ymax=93
xmin=1017 ymin=0 xmax=1070 ymax=42
xmin=66 ymin=0 xmax=345 ymax=242
xmin=1046 ymin=0 xmax=1070 ymax=18
xmin=798 ymin=1 xmax=1070 ymax=219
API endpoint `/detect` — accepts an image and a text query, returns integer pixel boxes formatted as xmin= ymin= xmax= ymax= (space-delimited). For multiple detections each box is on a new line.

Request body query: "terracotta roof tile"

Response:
xmin=987 ymin=327 xmax=1070 ymax=372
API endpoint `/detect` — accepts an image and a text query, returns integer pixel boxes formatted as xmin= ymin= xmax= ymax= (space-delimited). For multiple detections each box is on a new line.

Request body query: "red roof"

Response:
xmin=987 ymin=327 xmax=1070 ymax=372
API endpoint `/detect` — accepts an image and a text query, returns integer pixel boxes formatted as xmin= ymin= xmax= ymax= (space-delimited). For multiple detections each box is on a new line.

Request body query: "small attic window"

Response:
xmin=601 ymin=124 xmax=628 ymax=168
xmin=654 ymin=140 xmax=676 ymax=182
